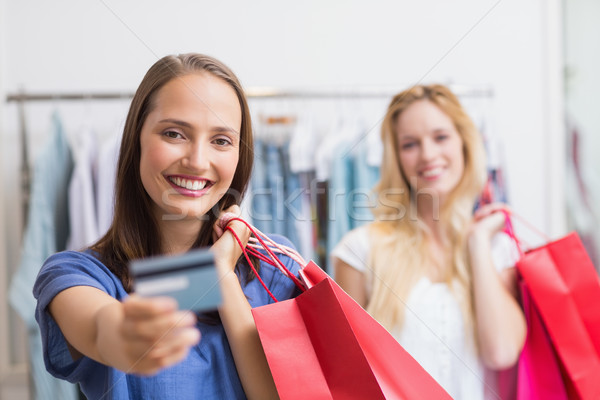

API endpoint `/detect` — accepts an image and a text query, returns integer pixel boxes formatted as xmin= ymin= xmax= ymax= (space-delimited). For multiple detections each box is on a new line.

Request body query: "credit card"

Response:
xmin=129 ymin=248 xmax=222 ymax=312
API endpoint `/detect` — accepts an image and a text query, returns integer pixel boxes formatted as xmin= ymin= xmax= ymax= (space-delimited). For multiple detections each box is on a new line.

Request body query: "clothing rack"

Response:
xmin=5 ymin=84 xmax=493 ymax=103
xmin=6 ymin=84 xmax=493 ymax=227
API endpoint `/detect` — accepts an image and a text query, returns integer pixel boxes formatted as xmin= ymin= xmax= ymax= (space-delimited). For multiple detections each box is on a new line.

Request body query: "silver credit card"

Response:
xmin=129 ymin=248 xmax=222 ymax=312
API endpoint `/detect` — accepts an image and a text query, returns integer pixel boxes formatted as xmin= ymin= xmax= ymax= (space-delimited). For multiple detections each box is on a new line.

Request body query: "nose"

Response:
xmin=420 ymin=138 xmax=439 ymax=161
xmin=182 ymin=140 xmax=210 ymax=171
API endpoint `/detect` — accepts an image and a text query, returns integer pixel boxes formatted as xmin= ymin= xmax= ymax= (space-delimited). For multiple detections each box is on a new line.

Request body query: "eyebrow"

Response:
xmin=399 ymin=127 xmax=450 ymax=139
xmin=158 ymin=118 xmax=193 ymax=128
xmin=158 ymin=118 xmax=239 ymax=135
xmin=398 ymin=134 xmax=416 ymax=141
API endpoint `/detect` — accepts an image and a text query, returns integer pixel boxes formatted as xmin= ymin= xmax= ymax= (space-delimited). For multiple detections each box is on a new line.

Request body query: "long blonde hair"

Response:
xmin=367 ymin=84 xmax=486 ymax=338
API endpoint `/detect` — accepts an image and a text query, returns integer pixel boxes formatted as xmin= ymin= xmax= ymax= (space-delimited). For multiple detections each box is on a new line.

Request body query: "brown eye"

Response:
xmin=164 ymin=130 xmax=183 ymax=139
xmin=213 ymin=137 xmax=232 ymax=146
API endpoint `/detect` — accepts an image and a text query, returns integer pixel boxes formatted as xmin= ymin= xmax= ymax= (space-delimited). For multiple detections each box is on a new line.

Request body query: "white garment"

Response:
xmin=314 ymin=118 xmax=357 ymax=182
xmin=67 ymin=127 xmax=99 ymax=250
xmin=289 ymin=114 xmax=317 ymax=173
xmin=240 ymin=180 xmax=254 ymax=225
xmin=365 ymin=119 xmax=383 ymax=168
xmin=330 ymin=225 xmax=519 ymax=400
xmin=95 ymin=131 xmax=120 ymax=236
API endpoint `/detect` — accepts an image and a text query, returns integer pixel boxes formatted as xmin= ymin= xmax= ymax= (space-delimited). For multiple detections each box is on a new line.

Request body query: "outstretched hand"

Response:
xmin=118 ymin=295 xmax=200 ymax=375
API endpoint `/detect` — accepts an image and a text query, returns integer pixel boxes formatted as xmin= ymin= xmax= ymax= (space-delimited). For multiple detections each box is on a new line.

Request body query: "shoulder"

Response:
xmin=36 ymin=250 xmax=104 ymax=283
xmin=329 ymin=225 xmax=372 ymax=272
xmin=42 ymin=249 xmax=102 ymax=267
xmin=335 ymin=225 xmax=371 ymax=250
xmin=258 ymin=233 xmax=302 ymax=278
xmin=263 ymin=233 xmax=295 ymax=250
xmin=34 ymin=250 xmax=127 ymax=307
xmin=38 ymin=250 xmax=112 ymax=281
xmin=242 ymin=234 xmax=303 ymax=305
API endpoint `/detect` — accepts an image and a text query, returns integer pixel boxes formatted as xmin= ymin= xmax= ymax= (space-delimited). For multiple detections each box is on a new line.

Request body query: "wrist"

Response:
xmin=468 ymin=229 xmax=492 ymax=250
xmin=216 ymin=260 xmax=239 ymax=283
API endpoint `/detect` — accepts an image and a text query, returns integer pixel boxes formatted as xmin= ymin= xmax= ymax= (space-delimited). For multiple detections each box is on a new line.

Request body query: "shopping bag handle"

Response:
xmin=500 ymin=209 xmax=524 ymax=257
xmin=219 ymin=214 xmax=308 ymax=302
xmin=500 ymin=209 xmax=551 ymax=257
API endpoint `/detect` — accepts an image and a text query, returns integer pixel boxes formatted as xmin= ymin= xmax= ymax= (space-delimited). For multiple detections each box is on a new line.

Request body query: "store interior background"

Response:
xmin=0 ymin=0 xmax=597 ymax=398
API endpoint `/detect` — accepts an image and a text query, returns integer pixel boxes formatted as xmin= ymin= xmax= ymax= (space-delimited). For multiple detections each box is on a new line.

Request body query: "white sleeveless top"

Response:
xmin=330 ymin=225 xmax=519 ymax=400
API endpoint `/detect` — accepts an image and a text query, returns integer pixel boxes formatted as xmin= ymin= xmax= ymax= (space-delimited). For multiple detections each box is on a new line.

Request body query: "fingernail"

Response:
xmin=182 ymin=311 xmax=196 ymax=325
xmin=192 ymin=328 xmax=201 ymax=343
xmin=158 ymin=297 xmax=178 ymax=310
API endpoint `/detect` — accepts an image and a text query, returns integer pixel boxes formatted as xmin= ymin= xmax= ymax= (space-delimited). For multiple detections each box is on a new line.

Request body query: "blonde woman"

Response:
xmin=331 ymin=84 xmax=526 ymax=399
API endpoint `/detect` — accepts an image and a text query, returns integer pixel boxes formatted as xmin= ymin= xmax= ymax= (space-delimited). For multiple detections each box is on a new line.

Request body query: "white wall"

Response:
xmin=564 ymin=0 xmax=600 ymax=264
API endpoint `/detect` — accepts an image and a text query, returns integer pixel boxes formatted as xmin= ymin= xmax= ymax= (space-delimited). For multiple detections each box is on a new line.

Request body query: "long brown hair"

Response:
xmin=92 ymin=53 xmax=254 ymax=291
xmin=367 ymin=84 xmax=486 ymax=339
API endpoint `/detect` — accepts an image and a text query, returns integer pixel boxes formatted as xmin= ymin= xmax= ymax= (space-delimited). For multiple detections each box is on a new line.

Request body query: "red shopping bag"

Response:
xmin=515 ymin=280 xmax=569 ymax=399
xmin=514 ymin=231 xmax=600 ymax=399
xmin=253 ymin=261 xmax=452 ymax=400
xmin=222 ymin=215 xmax=451 ymax=399
xmin=490 ymin=279 xmax=569 ymax=400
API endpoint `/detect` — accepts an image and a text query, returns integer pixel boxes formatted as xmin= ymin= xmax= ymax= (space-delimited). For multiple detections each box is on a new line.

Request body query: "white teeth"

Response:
xmin=422 ymin=167 xmax=443 ymax=178
xmin=170 ymin=177 xmax=208 ymax=191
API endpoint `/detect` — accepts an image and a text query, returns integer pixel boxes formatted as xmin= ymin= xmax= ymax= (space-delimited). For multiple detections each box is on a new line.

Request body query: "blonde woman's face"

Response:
xmin=395 ymin=100 xmax=464 ymax=204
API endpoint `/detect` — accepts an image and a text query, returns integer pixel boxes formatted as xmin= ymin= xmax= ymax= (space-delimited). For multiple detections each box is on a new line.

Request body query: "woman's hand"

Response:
xmin=116 ymin=295 xmax=200 ymax=375
xmin=469 ymin=202 xmax=510 ymax=242
xmin=211 ymin=205 xmax=250 ymax=275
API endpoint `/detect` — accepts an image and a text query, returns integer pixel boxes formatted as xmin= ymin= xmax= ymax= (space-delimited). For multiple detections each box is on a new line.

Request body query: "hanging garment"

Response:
xmin=250 ymin=139 xmax=273 ymax=235
xmin=8 ymin=112 xmax=78 ymax=400
xmin=327 ymin=138 xmax=379 ymax=257
xmin=266 ymin=142 xmax=286 ymax=236
xmin=95 ymin=130 xmax=120 ymax=237
xmin=566 ymin=126 xmax=599 ymax=268
xmin=280 ymin=142 xmax=301 ymax=249
xmin=287 ymin=117 xmax=319 ymax=262
xmin=296 ymin=171 xmax=318 ymax=262
xmin=67 ymin=127 xmax=99 ymax=250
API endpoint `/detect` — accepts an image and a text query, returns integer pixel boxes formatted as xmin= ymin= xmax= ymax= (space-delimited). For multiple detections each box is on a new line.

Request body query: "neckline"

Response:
xmin=417 ymin=276 xmax=451 ymax=286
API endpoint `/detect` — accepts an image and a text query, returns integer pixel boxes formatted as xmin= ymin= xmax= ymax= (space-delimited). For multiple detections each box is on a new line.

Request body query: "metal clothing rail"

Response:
xmin=6 ymin=84 xmax=492 ymax=226
xmin=5 ymin=84 xmax=494 ymax=102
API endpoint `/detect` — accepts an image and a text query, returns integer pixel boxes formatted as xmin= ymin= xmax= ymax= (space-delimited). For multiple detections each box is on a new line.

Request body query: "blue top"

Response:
xmin=33 ymin=235 xmax=301 ymax=400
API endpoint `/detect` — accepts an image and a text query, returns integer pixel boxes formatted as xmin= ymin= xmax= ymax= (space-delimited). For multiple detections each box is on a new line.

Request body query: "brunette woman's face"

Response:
xmin=139 ymin=73 xmax=241 ymax=224
xmin=395 ymin=100 xmax=464 ymax=204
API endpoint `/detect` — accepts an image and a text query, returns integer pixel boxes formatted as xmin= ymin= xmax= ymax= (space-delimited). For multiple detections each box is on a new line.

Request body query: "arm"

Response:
xmin=332 ymin=257 xmax=368 ymax=308
xmin=468 ymin=203 xmax=526 ymax=369
xmin=48 ymin=287 xmax=200 ymax=375
xmin=212 ymin=206 xmax=279 ymax=400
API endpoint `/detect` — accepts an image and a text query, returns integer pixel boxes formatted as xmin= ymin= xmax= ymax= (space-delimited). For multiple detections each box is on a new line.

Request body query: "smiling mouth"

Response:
xmin=168 ymin=176 xmax=212 ymax=191
xmin=421 ymin=166 xmax=446 ymax=178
